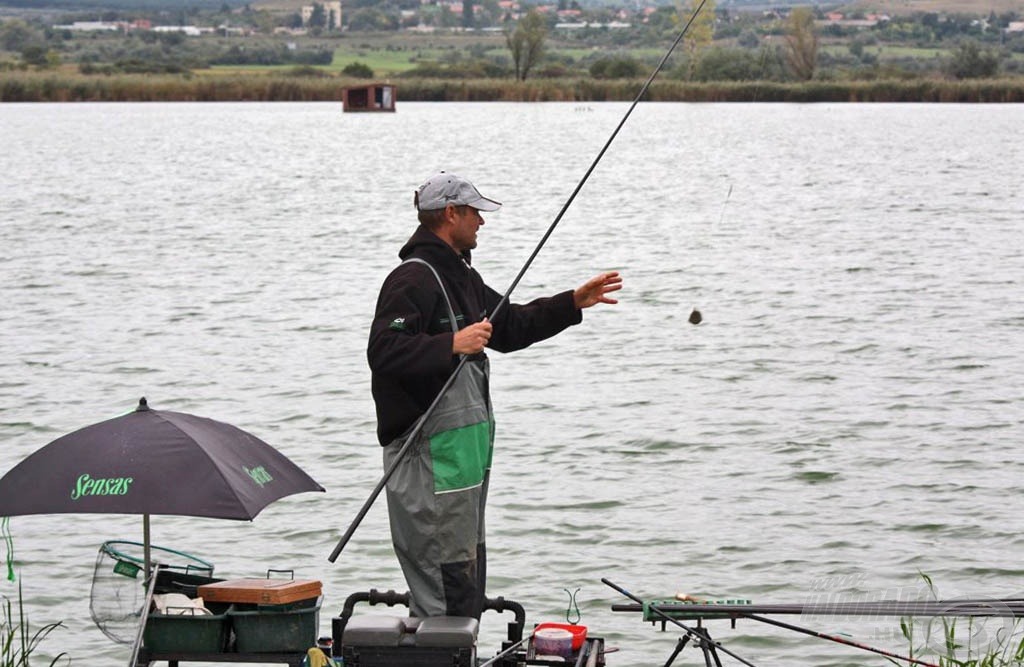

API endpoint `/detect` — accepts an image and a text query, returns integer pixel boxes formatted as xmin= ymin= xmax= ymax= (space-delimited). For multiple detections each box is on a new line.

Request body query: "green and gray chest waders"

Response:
xmin=383 ymin=258 xmax=495 ymax=619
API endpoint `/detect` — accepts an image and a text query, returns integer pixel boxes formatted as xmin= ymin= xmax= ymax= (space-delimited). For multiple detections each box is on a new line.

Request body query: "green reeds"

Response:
xmin=3 ymin=70 xmax=1024 ymax=102
xmin=889 ymin=573 xmax=1024 ymax=667
xmin=1 ymin=582 xmax=68 ymax=667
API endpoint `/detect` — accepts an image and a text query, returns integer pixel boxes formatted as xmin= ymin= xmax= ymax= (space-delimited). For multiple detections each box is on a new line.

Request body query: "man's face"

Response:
xmin=447 ymin=205 xmax=485 ymax=252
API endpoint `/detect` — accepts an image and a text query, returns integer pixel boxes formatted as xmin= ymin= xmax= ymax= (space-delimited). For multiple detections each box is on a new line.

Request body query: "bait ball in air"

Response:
xmin=689 ymin=309 xmax=702 ymax=325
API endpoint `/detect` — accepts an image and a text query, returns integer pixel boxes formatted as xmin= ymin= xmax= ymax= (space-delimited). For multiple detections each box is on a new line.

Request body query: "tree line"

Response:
xmin=1 ymin=2 xmax=1021 ymax=82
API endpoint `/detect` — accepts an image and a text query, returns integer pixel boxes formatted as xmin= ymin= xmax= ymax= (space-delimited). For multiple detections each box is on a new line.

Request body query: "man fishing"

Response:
xmin=367 ymin=171 xmax=622 ymax=619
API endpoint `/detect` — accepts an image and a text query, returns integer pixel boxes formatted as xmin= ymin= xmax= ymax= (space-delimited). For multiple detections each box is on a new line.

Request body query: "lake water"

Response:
xmin=1 ymin=101 xmax=1022 ymax=666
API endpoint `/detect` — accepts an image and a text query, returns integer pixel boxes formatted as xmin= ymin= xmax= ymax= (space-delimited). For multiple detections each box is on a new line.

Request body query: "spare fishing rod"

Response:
xmin=328 ymin=0 xmax=709 ymax=563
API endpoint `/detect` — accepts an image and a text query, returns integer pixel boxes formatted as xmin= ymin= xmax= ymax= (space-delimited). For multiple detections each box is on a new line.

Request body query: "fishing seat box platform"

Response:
xmin=229 ymin=596 xmax=323 ymax=653
xmin=195 ymin=579 xmax=323 ymax=653
xmin=143 ymin=570 xmax=232 ymax=654
xmin=341 ymin=615 xmax=478 ymax=667
xmin=143 ymin=601 xmax=233 ymax=654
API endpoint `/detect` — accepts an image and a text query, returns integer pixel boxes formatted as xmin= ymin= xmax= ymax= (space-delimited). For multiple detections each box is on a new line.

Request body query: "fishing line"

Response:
xmin=750 ymin=39 xmax=773 ymax=103
xmin=329 ymin=0 xmax=710 ymax=563
xmin=689 ymin=182 xmax=731 ymax=326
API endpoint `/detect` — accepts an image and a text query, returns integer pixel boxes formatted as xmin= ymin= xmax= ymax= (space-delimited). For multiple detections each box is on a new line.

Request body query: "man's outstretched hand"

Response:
xmin=574 ymin=271 xmax=623 ymax=309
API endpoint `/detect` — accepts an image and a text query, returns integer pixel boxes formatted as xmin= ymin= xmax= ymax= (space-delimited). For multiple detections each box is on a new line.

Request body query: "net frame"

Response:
xmin=89 ymin=540 xmax=214 ymax=644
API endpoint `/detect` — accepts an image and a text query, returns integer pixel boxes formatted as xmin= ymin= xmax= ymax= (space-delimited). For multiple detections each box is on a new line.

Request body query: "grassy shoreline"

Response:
xmin=3 ymin=71 xmax=1024 ymax=103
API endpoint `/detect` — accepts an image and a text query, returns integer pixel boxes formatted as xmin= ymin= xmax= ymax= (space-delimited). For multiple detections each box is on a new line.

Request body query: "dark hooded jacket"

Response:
xmin=368 ymin=224 xmax=582 ymax=445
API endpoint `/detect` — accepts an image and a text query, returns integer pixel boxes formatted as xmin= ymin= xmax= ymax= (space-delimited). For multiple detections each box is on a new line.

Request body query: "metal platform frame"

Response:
xmin=134 ymin=650 xmax=305 ymax=666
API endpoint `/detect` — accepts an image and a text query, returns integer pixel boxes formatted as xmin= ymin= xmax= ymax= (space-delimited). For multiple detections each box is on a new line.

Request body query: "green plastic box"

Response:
xmin=143 ymin=602 xmax=232 ymax=653
xmin=230 ymin=595 xmax=322 ymax=653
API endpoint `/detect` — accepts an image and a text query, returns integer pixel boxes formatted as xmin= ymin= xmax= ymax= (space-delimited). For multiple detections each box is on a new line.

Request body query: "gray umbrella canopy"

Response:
xmin=0 ymin=398 xmax=325 ymax=665
xmin=0 ymin=397 xmax=325 ymax=520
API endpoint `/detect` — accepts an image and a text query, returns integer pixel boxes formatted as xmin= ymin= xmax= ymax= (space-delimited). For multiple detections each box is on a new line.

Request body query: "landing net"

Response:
xmin=89 ymin=540 xmax=214 ymax=644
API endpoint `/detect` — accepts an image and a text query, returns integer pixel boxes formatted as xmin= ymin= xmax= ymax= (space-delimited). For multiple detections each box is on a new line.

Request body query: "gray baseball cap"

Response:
xmin=414 ymin=172 xmax=502 ymax=212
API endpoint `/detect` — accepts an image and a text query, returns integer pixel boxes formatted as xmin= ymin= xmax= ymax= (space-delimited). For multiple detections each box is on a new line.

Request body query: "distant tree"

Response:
xmin=505 ymin=9 xmax=546 ymax=81
xmin=681 ymin=0 xmax=716 ymax=79
xmin=645 ymin=5 xmax=678 ymax=35
xmin=438 ymin=5 xmax=458 ymax=28
xmin=784 ymin=6 xmax=818 ymax=80
xmin=693 ymin=46 xmax=762 ymax=80
xmin=309 ymin=3 xmax=327 ymax=29
xmin=343 ymin=61 xmax=375 ymax=78
xmin=738 ymin=28 xmax=760 ymax=49
xmin=157 ymin=31 xmax=186 ymax=47
xmin=849 ymin=39 xmax=865 ymax=60
xmin=462 ymin=0 xmax=475 ymax=28
xmin=945 ymin=40 xmax=1000 ymax=78
xmin=20 ymin=44 xmax=49 ymax=67
xmin=1 ymin=19 xmax=43 ymax=53
xmin=589 ymin=55 xmax=643 ymax=78
xmin=347 ymin=7 xmax=399 ymax=30
xmin=251 ymin=10 xmax=277 ymax=33
xmin=684 ymin=0 xmax=716 ymax=51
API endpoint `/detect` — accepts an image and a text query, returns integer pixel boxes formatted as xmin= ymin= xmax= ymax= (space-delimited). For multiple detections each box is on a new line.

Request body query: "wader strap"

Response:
xmin=402 ymin=258 xmax=459 ymax=335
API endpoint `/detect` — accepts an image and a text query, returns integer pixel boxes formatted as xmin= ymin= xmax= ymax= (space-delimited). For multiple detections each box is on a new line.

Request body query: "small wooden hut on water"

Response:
xmin=342 ymin=84 xmax=396 ymax=112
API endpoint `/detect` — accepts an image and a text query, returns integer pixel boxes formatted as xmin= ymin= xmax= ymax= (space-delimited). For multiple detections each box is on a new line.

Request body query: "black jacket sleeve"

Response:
xmin=485 ymin=284 xmax=582 ymax=354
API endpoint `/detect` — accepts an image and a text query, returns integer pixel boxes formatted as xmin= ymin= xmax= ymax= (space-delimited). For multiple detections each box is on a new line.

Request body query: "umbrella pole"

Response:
xmin=143 ymin=514 xmax=151 ymax=577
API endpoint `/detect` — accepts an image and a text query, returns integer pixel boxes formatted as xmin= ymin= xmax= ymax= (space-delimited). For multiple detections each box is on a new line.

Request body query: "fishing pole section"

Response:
xmin=328 ymin=0 xmax=711 ymax=564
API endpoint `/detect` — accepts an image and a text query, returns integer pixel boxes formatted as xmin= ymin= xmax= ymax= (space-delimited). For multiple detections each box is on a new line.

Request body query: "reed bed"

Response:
xmin=3 ymin=71 xmax=1024 ymax=103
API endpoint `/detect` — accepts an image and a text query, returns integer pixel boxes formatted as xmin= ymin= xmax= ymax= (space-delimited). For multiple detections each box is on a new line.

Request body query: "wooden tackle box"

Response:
xmin=197 ymin=578 xmax=322 ymax=606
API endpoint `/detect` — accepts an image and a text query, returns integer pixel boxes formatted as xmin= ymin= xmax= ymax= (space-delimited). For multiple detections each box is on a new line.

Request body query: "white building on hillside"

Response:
xmin=301 ymin=1 xmax=342 ymax=29
xmin=53 ymin=21 xmax=120 ymax=32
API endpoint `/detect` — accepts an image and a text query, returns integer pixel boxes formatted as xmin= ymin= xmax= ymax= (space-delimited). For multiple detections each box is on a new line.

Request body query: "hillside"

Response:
xmin=842 ymin=0 xmax=1024 ymax=15
xmin=3 ymin=0 xmax=1018 ymax=12
xmin=0 ymin=0 xmax=242 ymax=9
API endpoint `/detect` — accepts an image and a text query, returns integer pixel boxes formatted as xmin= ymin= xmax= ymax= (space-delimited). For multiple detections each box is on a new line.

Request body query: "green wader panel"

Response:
xmin=383 ymin=258 xmax=495 ymax=619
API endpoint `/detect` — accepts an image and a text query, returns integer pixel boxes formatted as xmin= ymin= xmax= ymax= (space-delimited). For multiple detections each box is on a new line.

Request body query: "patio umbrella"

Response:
xmin=0 ymin=397 xmax=326 ymax=665
xmin=0 ymin=397 xmax=325 ymax=573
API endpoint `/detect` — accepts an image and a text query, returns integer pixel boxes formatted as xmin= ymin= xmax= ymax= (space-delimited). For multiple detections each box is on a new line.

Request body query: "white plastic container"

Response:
xmin=533 ymin=627 xmax=573 ymax=659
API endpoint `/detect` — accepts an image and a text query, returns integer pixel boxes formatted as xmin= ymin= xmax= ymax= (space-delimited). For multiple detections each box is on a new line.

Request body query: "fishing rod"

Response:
xmin=602 ymin=578 xmax=760 ymax=667
xmin=743 ymin=613 xmax=941 ymax=667
xmin=612 ymin=599 xmax=1024 ymax=617
xmin=328 ymin=0 xmax=709 ymax=563
xmin=476 ymin=636 xmax=531 ymax=667
xmin=611 ymin=600 xmax=950 ymax=666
